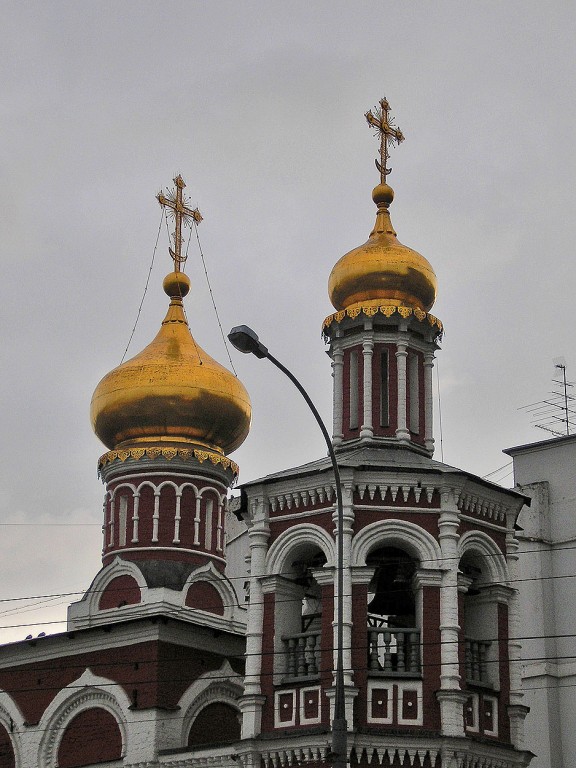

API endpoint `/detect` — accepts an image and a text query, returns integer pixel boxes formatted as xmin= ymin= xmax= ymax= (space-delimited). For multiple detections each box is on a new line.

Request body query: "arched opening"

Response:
xmin=366 ymin=546 xmax=420 ymax=676
xmin=57 ymin=707 xmax=122 ymax=767
xmin=188 ymin=702 xmax=240 ymax=747
xmin=0 ymin=723 xmax=14 ymax=768
xmin=275 ymin=546 xmax=327 ymax=681
xmin=459 ymin=551 xmax=500 ymax=689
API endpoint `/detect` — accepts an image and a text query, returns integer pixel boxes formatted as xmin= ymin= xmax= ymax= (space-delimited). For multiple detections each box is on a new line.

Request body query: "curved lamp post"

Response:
xmin=228 ymin=325 xmax=347 ymax=768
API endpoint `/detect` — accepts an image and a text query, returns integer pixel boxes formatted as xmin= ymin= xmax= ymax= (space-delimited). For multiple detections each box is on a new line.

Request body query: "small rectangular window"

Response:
xmin=380 ymin=349 xmax=389 ymax=427
xmin=349 ymin=350 xmax=359 ymax=430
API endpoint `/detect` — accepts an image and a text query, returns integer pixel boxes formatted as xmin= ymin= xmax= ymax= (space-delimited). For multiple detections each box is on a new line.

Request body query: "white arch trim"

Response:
xmin=109 ymin=481 xmax=138 ymax=500
xmin=351 ymin=519 xmax=443 ymax=568
xmin=38 ymin=668 xmax=130 ymax=768
xmin=265 ymin=523 xmax=336 ymax=575
xmin=82 ymin=557 xmax=146 ymax=615
xmin=458 ymin=530 xmax=509 ymax=584
xmin=0 ymin=689 xmax=25 ymax=767
xmin=184 ymin=561 xmax=239 ymax=618
xmin=177 ymin=660 xmax=243 ymax=745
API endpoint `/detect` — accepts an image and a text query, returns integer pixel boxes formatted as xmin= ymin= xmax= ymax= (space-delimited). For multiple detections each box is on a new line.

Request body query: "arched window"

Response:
xmin=366 ymin=546 xmax=420 ymax=676
xmin=459 ymin=552 xmax=500 ymax=689
xmin=57 ymin=707 xmax=122 ymax=767
xmin=188 ymin=702 xmax=240 ymax=747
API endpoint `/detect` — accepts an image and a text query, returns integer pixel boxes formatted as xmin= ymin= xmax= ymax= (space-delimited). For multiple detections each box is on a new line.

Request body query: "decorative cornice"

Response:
xmin=98 ymin=446 xmax=238 ymax=477
xmin=322 ymin=303 xmax=443 ymax=337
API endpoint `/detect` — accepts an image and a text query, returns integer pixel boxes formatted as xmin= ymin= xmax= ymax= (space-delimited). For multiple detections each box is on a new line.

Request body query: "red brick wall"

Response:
xmin=98 ymin=575 xmax=141 ymax=610
xmin=185 ymin=581 xmax=225 ymax=615
xmin=57 ymin=707 xmax=122 ymax=767
xmin=421 ymin=585 xmax=441 ymax=731
xmin=342 ymin=344 xmax=363 ymax=440
xmin=372 ymin=342 xmax=398 ymax=438
xmin=0 ymin=637 xmax=241 ymax=725
xmin=259 ymin=593 xmax=276 ymax=733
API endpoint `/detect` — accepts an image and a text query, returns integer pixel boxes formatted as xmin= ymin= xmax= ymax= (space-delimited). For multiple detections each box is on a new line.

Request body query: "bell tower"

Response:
xmin=324 ymin=99 xmax=442 ymax=455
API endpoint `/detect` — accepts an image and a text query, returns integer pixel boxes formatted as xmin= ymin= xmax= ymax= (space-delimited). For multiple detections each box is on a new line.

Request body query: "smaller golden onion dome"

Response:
xmin=328 ymin=182 xmax=437 ymax=312
xmin=90 ymin=271 xmax=251 ymax=455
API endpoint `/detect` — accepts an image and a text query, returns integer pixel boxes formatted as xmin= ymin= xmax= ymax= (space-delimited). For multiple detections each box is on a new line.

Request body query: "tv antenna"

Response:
xmin=519 ymin=359 xmax=576 ymax=437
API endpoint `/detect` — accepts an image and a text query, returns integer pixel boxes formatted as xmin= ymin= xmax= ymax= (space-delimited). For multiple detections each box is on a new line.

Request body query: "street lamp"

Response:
xmin=228 ymin=325 xmax=347 ymax=768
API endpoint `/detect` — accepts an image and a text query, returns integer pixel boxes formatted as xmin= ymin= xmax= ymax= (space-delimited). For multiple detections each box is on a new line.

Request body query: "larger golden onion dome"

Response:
xmin=91 ymin=271 xmax=251 ymax=455
xmin=328 ymin=182 xmax=437 ymax=313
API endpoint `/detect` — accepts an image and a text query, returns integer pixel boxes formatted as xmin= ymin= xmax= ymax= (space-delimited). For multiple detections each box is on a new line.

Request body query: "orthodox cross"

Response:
xmin=365 ymin=98 xmax=405 ymax=183
xmin=157 ymin=175 xmax=203 ymax=272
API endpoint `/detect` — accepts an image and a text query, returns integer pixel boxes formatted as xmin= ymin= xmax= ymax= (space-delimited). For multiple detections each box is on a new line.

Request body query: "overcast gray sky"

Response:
xmin=0 ymin=1 xmax=574 ymax=641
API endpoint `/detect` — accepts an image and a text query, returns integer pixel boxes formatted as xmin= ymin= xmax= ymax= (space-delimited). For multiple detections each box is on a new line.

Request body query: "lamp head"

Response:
xmin=228 ymin=325 xmax=269 ymax=359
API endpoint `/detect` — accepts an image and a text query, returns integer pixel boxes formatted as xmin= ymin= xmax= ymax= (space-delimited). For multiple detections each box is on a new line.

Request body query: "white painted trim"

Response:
xmin=351 ymin=518 xmax=442 ymax=567
xmin=178 ymin=660 xmax=243 ymax=745
xmin=265 ymin=523 xmax=336 ymax=575
xmin=38 ymin=669 xmax=130 ymax=768
xmin=458 ymin=530 xmax=509 ymax=584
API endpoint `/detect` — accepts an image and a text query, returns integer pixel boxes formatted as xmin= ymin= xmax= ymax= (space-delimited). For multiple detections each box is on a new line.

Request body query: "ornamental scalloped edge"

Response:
xmin=98 ymin=446 xmax=238 ymax=477
xmin=322 ymin=304 xmax=443 ymax=339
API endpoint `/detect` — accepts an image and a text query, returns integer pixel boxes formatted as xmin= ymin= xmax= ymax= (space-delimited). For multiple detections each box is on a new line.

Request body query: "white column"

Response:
xmin=131 ymin=494 xmax=140 ymax=543
xmin=240 ymin=493 xmax=270 ymax=739
xmin=216 ymin=500 xmax=224 ymax=552
xmin=331 ymin=478 xmax=356 ymax=723
xmin=437 ymin=488 xmax=466 ymax=737
xmin=108 ymin=497 xmax=115 ymax=548
xmin=360 ymin=337 xmax=374 ymax=439
xmin=395 ymin=340 xmax=410 ymax=442
xmin=332 ymin=343 xmax=344 ymax=445
xmin=424 ymin=351 xmax=435 ymax=453
xmin=152 ymin=492 xmax=160 ymax=542
xmin=193 ymin=497 xmax=201 ymax=545
xmin=173 ymin=493 xmax=181 ymax=543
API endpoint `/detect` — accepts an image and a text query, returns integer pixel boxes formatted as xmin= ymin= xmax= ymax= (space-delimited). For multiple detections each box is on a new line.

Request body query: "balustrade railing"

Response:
xmin=367 ymin=625 xmax=421 ymax=676
xmin=465 ymin=637 xmax=491 ymax=685
xmin=282 ymin=631 xmax=321 ymax=679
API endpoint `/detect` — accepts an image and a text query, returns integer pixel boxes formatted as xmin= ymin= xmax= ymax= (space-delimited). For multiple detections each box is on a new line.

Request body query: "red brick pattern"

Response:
xmin=98 ymin=575 xmax=141 ymax=610
xmin=57 ymin=707 xmax=122 ymax=767
xmin=185 ymin=581 xmax=225 ymax=615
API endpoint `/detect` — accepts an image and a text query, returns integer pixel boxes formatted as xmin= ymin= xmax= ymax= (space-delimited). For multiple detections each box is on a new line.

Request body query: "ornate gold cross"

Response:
xmin=157 ymin=175 xmax=203 ymax=272
xmin=365 ymin=98 xmax=405 ymax=183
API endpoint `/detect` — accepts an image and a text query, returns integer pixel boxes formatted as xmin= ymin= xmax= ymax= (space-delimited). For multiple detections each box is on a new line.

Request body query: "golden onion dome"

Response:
xmin=328 ymin=182 xmax=437 ymax=313
xmin=90 ymin=271 xmax=251 ymax=455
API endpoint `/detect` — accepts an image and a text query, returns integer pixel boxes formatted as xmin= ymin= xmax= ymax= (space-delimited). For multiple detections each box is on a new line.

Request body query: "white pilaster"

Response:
xmin=424 ymin=351 xmax=435 ymax=453
xmin=332 ymin=342 xmax=344 ymax=445
xmin=152 ymin=492 xmax=160 ymax=542
xmin=241 ymin=493 xmax=270 ymax=739
xmin=395 ymin=339 xmax=410 ymax=442
xmin=360 ymin=336 xmax=374 ymax=439
xmin=437 ymin=487 xmax=465 ymax=737
xmin=332 ymin=479 xmax=355 ymax=691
